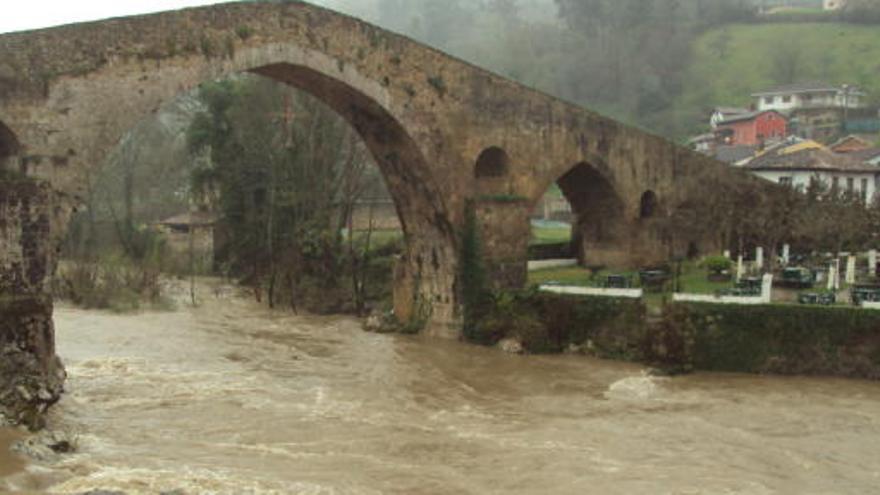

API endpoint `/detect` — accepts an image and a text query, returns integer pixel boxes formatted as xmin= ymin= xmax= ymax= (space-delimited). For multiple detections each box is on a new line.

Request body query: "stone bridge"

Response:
xmin=0 ymin=1 xmax=751 ymax=423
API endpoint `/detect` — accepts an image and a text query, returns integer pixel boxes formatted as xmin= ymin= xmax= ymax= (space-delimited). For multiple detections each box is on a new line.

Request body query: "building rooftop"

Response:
xmin=830 ymin=135 xmax=875 ymax=153
xmin=846 ymin=147 xmax=880 ymax=164
xmin=717 ymin=110 xmax=785 ymax=126
xmin=715 ymin=145 xmax=757 ymax=164
xmin=744 ymin=147 xmax=876 ymax=173
xmin=752 ymin=81 xmax=864 ymax=97
xmin=714 ymin=106 xmax=750 ymax=115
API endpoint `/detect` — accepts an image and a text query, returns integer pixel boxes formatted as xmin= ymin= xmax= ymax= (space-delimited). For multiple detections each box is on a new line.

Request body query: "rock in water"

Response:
xmin=363 ymin=313 xmax=383 ymax=332
xmin=0 ymin=344 xmax=66 ymax=431
xmin=12 ymin=429 xmax=78 ymax=461
xmin=498 ymin=338 xmax=525 ymax=354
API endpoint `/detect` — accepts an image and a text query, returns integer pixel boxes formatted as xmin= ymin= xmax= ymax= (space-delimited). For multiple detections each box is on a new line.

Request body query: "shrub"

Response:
xmin=702 ymin=255 xmax=733 ymax=274
xmin=53 ymin=254 xmax=172 ymax=312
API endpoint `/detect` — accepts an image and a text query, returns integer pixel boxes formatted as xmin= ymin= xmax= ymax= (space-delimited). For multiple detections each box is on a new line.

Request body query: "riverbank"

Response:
xmin=469 ymin=289 xmax=880 ymax=379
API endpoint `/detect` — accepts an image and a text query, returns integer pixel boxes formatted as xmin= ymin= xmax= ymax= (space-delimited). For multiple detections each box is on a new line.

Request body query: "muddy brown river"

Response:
xmin=2 ymin=283 xmax=880 ymax=494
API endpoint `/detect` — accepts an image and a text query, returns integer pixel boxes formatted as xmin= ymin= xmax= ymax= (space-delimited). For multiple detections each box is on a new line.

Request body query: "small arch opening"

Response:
xmin=640 ymin=190 xmax=658 ymax=219
xmin=475 ymin=146 xmax=509 ymax=179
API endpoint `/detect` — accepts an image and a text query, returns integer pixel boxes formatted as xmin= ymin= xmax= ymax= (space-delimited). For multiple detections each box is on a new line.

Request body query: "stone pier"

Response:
xmin=0 ymin=181 xmax=65 ymax=429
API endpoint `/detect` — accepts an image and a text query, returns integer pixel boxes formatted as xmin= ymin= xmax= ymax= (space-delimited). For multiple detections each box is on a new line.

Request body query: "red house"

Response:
xmin=715 ymin=110 xmax=787 ymax=146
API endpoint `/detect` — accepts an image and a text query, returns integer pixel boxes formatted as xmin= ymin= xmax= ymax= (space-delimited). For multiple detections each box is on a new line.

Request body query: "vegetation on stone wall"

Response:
xmin=467 ymin=287 xmax=880 ymax=380
xmin=459 ymin=201 xmax=492 ymax=342
xmin=467 ymin=289 xmax=646 ymax=357
xmin=668 ymin=303 xmax=880 ymax=379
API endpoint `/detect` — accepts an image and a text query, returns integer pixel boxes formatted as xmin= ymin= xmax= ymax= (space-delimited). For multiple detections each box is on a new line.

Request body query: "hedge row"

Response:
xmin=675 ymin=303 xmax=880 ymax=379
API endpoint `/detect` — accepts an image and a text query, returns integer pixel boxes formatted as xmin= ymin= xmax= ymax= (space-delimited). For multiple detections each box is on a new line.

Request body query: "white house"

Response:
xmin=824 ymin=0 xmax=847 ymax=11
xmin=752 ymin=82 xmax=866 ymax=113
xmin=742 ymin=143 xmax=878 ymax=203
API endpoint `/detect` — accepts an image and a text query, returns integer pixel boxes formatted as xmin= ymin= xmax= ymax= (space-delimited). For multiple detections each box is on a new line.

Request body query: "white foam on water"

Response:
xmin=604 ymin=372 xmax=666 ymax=401
xmin=47 ymin=465 xmax=337 ymax=495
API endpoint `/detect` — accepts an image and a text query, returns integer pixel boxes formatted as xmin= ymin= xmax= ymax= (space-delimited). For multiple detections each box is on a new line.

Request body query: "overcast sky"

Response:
xmin=0 ymin=1 xmax=248 ymax=34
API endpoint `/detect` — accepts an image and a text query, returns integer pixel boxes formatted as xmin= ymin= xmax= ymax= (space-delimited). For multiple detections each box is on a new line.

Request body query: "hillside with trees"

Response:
xmin=315 ymin=0 xmax=880 ymax=140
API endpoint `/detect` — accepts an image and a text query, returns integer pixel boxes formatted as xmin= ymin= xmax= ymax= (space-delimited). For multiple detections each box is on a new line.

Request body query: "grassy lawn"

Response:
xmin=529 ymin=266 xmax=595 ymax=287
xmin=529 ymin=262 xmax=735 ymax=296
xmin=678 ymin=264 xmax=735 ymax=295
xmin=530 ymin=225 xmax=572 ymax=245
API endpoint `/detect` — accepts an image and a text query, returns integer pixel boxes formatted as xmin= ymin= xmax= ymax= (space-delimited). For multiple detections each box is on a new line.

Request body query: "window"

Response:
xmin=862 ymin=178 xmax=869 ymax=202
xmin=832 ymin=177 xmax=840 ymax=191
xmin=779 ymin=177 xmax=793 ymax=187
xmin=765 ymin=97 xmax=774 ymax=105
xmin=848 ymin=178 xmax=855 ymax=193
xmin=782 ymin=96 xmax=792 ymax=103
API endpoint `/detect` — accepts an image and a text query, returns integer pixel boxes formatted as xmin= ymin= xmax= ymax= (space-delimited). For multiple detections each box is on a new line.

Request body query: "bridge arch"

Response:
xmin=38 ymin=45 xmax=459 ymax=334
xmin=553 ymin=161 xmax=627 ymax=267
xmin=474 ymin=146 xmax=511 ymax=197
xmin=475 ymin=147 xmax=509 ymax=179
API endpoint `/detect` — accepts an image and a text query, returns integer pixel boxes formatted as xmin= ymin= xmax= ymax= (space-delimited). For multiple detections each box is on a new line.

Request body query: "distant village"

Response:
xmin=688 ymin=80 xmax=880 ymax=202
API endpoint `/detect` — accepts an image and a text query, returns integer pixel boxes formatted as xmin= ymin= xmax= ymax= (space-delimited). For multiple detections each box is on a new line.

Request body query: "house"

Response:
xmin=710 ymin=107 xmax=750 ymax=130
xmin=830 ymin=135 xmax=874 ymax=154
xmin=752 ymin=82 xmax=865 ymax=114
xmin=824 ymin=0 xmax=847 ymax=10
xmin=715 ymin=110 xmax=788 ymax=146
xmin=752 ymin=82 xmax=868 ymax=141
xmin=154 ymin=211 xmax=218 ymax=265
xmin=742 ymin=143 xmax=877 ymax=202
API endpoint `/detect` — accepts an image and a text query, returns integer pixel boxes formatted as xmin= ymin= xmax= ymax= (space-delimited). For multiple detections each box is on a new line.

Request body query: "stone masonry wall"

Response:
xmin=0 ymin=180 xmax=65 ymax=429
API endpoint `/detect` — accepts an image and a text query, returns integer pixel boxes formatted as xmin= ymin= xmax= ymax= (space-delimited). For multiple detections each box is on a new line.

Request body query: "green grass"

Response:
xmin=528 ymin=262 xmax=734 ymax=295
xmin=676 ymin=22 xmax=880 ymax=136
xmin=530 ymin=226 xmax=571 ymax=245
xmin=529 ymin=266 xmax=595 ymax=287
xmin=678 ymin=264 xmax=735 ymax=295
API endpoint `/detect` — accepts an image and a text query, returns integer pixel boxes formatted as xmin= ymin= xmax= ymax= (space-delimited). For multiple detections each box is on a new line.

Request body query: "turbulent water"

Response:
xmin=3 ymin=281 xmax=880 ymax=494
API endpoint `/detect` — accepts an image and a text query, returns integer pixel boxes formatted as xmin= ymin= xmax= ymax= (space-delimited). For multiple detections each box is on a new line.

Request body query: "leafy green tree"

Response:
xmin=187 ymin=75 xmax=381 ymax=309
